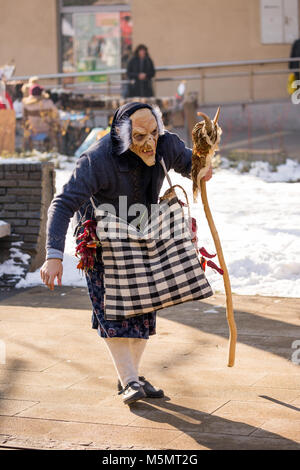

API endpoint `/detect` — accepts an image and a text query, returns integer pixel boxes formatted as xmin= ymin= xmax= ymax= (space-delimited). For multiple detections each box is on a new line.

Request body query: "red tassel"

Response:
xmin=190 ymin=217 xmax=197 ymax=234
xmin=178 ymin=199 xmax=188 ymax=207
xmin=207 ymin=260 xmax=224 ymax=275
xmin=199 ymin=247 xmax=216 ymax=259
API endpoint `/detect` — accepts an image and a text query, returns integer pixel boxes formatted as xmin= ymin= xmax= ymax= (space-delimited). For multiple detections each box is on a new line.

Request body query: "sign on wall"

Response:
xmin=260 ymin=0 xmax=299 ymax=44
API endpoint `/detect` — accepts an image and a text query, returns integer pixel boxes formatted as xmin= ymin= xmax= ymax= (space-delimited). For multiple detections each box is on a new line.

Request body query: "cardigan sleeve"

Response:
xmin=46 ymin=149 xmax=107 ymax=259
xmin=162 ymin=132 xmax=192 ymax=179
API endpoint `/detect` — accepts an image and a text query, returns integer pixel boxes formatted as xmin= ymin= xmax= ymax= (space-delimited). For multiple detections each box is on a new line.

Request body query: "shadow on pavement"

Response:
xmin=0 ymin=286 xmax=299 ymax=364
xmin=0 ymin=286 xmax=90 ymax=310
xmin=129 ymin=397 xmax=300 ymax=450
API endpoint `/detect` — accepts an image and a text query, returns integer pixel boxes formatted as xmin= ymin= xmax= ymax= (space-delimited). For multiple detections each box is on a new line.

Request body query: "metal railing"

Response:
xmin=8 ymin=57 xmax=300 ymax=105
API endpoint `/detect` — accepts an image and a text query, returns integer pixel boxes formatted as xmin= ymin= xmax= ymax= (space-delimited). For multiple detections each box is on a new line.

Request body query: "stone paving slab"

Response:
xmin=17 ymin=400 xmax=150 ymax=427
xmin=0 ymin=399 xmax=38 ymax=416
xmin=250 ymin=374 xmax=300 ymax=390
xmin=251 ymin=418 xmax=300 ymax=441
xmin=0 ymin=416 xmax=182 ymax=449
xmin=0 ymin=286 xmax=300 ymax=450
xmin=168 ymin=432 xmax=300 ymax=451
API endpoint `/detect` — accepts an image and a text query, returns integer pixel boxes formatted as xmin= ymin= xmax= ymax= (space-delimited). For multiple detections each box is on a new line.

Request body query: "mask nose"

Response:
xmin=147 ymin=134 xmax=156 ymax=146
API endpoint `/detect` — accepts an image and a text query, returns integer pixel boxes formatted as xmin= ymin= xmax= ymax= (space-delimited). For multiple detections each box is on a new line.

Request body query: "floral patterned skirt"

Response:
xmin=85 ymin=248 xmax=156 ymax=339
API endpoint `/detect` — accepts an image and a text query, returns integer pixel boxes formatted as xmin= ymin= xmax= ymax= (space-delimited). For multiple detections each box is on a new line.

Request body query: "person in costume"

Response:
xmin=41 ymin=102 xmax=213 ymax=405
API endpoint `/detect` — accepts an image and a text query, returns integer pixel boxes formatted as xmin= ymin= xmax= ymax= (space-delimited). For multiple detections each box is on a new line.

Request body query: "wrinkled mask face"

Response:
xmin=129 ymin=108 xmax=158 ymax=166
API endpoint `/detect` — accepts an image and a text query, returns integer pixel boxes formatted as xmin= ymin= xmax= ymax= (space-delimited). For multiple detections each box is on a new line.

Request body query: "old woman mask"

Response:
xmin=112 ymin=102 xmax=164 ymax=165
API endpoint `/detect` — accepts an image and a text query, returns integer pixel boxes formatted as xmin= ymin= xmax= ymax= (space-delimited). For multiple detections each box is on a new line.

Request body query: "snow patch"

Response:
xmin=1 ymin=152 xmax=299 ymax=297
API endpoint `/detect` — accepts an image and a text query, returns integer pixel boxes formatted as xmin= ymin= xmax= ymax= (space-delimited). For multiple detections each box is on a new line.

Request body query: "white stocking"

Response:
xmin=128 ymin=338 xmax=147 ymax=378
xmin=104 ymin=337 xmax=138 ymax=388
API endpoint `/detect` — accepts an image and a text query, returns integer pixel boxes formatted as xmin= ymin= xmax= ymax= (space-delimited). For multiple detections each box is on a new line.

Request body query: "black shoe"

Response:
xmin=118 ymin=381 xmax=146 ymax=405
xmin=118 ymin=376 xmax=164 ymax=399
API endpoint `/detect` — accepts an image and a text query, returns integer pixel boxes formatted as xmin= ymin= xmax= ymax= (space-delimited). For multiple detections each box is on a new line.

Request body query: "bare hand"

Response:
xmin=203 ymin=165 xmax=213 ymax=182
xmin=40 ymin=259 xmax=63 ymax=291
xmin=138 ymin=73 xmax=146 ymax=80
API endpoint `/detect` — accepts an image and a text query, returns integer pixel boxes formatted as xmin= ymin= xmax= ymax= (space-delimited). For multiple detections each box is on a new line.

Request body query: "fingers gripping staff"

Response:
xmin=191 ymin=108 xmax=237 ymax=367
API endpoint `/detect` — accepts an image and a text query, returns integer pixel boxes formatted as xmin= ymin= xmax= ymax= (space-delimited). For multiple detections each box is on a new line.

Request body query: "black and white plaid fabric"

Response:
xmin=94 ymin=161 xmax=213 ymax=321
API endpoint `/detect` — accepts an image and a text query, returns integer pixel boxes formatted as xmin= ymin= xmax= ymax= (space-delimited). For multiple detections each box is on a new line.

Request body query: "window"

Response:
xmin=60 ymin=1 xmax=132 ymax=78
xmin=260 ymin=0 xmax=299 ymax=44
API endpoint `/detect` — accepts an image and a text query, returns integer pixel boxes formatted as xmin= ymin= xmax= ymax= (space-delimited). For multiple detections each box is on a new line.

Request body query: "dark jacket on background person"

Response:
xmin=126 ymin=55 xmax=155 ymax=97
xmin=46 ymin=104 xmax=192 ymax=260
xmin=289 ymin=38 xmax=300 ymax=81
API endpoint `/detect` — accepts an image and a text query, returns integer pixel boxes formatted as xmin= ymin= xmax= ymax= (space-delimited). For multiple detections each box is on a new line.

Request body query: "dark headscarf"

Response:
xmin=110 ymin=102 xmax=159 ymax=208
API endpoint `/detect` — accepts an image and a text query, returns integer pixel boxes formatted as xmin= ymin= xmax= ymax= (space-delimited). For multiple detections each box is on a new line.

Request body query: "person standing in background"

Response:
xmin=22 ymin=84 xmax=60 ymax=151
xmin=13 ymin=84 xmax=24 ymax=144
xmin=126 ymin=44 xmax=155 ymax=98
xmin=13 ymin=84 xmax=23 ymax=120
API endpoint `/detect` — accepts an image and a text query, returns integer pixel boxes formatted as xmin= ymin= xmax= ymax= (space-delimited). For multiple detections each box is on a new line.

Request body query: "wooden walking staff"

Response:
xmin=191 ymin=107 xmax=237 ymax=367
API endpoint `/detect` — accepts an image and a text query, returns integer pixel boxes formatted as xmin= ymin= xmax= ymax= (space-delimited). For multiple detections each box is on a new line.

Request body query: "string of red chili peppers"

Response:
xmin=179 ymin=199 xmax=224 ymax=276
xmin=75 ymin=219 xmax=101 ymax=273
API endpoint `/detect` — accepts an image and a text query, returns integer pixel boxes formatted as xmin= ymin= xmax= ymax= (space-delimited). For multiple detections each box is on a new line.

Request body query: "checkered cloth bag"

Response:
xmin=93 ymin=158 xmax=213 ymax=320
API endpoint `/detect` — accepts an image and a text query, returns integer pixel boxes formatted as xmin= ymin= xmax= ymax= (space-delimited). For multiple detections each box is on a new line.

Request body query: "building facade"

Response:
xmin=1 ymin=0 xmax=299 ymax=102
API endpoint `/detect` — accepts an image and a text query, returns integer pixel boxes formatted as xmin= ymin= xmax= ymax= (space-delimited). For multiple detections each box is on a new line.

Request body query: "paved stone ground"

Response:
xmin=0 ymin=286 xmax=299 ymax=450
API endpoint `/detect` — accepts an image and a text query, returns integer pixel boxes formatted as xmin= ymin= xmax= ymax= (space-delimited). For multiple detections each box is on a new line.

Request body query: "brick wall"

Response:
xmin=0 ymin=162 xmax=55 ymax=278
